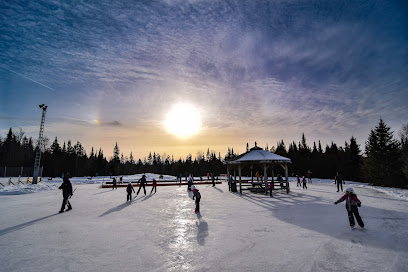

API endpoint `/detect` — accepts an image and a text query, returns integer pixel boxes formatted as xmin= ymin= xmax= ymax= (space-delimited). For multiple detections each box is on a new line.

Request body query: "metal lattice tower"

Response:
xmin=33 ymin=104 xmax=47 ymax=184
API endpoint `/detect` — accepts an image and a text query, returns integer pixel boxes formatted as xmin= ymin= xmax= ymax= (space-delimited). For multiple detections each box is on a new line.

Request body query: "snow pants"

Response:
xmin=127 ymin=192 xmax=132 ymax=201
xmin=60 ymin=196 xmax=72 ymax=211
xmin=337 ymin=181 xmax=343 ymax=192
xmin=195 ymin=198 xmax=200 ymax=212
xmin=137 ymin=184 xmax=146 ymax=195
xmin=347 ymin=207 xmax=364 ymax=227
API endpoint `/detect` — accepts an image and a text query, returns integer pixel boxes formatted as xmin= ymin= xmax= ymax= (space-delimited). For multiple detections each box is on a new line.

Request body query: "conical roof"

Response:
xmin=225 ymin=148 xmax=291 ymax=164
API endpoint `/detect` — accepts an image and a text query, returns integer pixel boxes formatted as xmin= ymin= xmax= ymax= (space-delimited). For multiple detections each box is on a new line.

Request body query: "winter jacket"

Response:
xmin=59 ymin=178 xmax=73 ymax=198
xmin=138 ymin=175 xmax=147 ymax=185
xmin=192 ymin=189 xmax=201 ymax=200
xmin=335 ymin=193 xmax=361 ymax=211
xmin=126 ymin=184 xmax=135 ymax=193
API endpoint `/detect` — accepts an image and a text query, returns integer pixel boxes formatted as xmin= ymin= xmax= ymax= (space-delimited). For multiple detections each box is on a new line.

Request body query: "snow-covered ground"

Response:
xmin=1 ymin=175 xmax=407 ymax=271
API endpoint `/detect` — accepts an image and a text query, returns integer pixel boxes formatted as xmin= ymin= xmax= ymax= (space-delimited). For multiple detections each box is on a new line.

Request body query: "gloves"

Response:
xmin=334 ymin=202 xmax=338 ymax=205
xmin=357 ymin=202 xmax=361 ymax=207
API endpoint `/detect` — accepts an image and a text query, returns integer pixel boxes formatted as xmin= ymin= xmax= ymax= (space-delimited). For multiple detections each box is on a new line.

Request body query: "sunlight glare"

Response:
xmin=165 ymin=103 xmax=202 ymax=138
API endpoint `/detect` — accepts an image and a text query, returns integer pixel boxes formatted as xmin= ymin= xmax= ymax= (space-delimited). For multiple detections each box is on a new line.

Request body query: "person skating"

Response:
xmin=192 ymin=185 xmax=201 ymax=213
xmin=112 ymin=177 xmax=117 ymax=190
xmin=296 ymin=175 xmax=301 ymax=187
xmin=335 ymin=172 xmax=344 ymax=192
xmin=302 ymin=176 xmax=307 ymax=189
xmin=126 ymin=182 xmax=135 ymax=201
xmin=187 ymin=174 xmax=193 ymax=191
xmin=137 ymin=174 xmax=147 ymax=196
xmin=211 ymin=172 xmax=216 ymax=187
xmin=307 ymin=170 xmax=312 ymax=183
xmin=59 ymin=176 xmax=73 ymax=213
xmin=150 ymin=178 xmax=157 ymax=194
xmin=334 ymin=187 xmax=364 ymax=228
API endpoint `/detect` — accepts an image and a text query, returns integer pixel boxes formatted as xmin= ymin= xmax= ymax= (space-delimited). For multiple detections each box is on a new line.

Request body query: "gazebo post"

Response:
xmin=250 ymin=165 xmax=253 ymax=182
xmin=263 ymin=164 xmax=268 ymax=195
xmin=285 ymin=164 xmax=289 ymax=194
xmin=238 ymin=165 xmax=242 ymax=194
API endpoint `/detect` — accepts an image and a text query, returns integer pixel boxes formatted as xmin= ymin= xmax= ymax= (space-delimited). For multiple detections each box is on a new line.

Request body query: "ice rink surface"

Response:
xmin=1 ymin=180 xmax=408 ymax=272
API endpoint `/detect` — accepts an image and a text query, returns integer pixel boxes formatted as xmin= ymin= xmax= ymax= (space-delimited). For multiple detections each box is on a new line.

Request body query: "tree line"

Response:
xmin=0 ymin=119 xmax=407 ymax=188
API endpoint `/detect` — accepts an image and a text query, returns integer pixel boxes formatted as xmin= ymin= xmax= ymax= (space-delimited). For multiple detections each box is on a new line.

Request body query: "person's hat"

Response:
xmin=345 ymin=188 xmax=354 ymax=193
xmin=191 ymin=185 xmax=196 ymax=190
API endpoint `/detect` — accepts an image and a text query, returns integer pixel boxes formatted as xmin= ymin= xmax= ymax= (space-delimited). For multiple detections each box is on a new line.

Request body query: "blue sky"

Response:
xmin=1 ymin=0 xmax=407 ymax=159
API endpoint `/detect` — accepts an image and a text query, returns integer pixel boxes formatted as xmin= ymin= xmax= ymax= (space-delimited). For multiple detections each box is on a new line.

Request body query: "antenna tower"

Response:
xmin=33 ymin=104 xmax=47 ymax=184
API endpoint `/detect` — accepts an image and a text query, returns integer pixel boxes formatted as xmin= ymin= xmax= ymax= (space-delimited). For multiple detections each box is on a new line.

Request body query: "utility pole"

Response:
xmin=33 ymin=104 xmax=47 ymax=184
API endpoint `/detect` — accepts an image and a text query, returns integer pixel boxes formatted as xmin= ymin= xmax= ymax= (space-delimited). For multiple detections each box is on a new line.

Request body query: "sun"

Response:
xmin=165 ymin=103 xmax=202 ymax=138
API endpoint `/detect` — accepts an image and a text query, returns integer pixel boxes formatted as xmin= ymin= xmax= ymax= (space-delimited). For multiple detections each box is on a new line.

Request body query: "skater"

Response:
xmin=150 ymin=178 xmax=157 ymax=194
xmin=58 ymin=176 xmax=73 ymax=213
xmin=211 ymin=172 xmax=215 ymax=187
xmin=277 ymin=174 xmax=283 ymax=189
xmin=187 ymin=174 xmax=193 ymax=191
xmin=119 ymin=176 xmax=123 ymax=184
xmin=255 ymin=171 xmax=260 ymax=182
xmin=192 ymin=185 xmax=201 ymax=213
xmin=112 ymin=177 xmax=117 ymax=190
xmin=334 ymin=187 xmax=364 ymax=228
xmin=228 ymin=175 xmax=233 ymax=191
xmin=335 ymin=172 xmax=344 ymax=192
xmin=137 ymin=174 xmax=147 ymax=196
xmin=207 ymin=173 xmax=210 ymax=180
xmin=302 ymin=176 xmax=307 ymax=189
xmin=296 ymin=175 xmax=301 ymax=187
xmin=126 ymin=182 xmax=135 ymax=201
xmin=268 ymin=180 xmax=274 ymax=197
xmin=307 ymin=170 xmax=312 ymax=183
xmin=179 ymin=173 xmax=183 ymax=184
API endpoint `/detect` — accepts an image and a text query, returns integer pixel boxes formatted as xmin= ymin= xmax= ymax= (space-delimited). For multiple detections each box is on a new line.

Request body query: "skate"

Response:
xmin=59 ymin=210 xmax=64 ymax=213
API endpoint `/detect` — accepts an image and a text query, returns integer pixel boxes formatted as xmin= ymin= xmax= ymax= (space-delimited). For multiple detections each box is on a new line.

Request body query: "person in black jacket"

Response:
xmin=192 ymin=185 xmax=201 ymax=213
xmin=137 ymin=174 xmax=147 ymax=196
xmin=59 ymin=176 xmax=73 ymax=213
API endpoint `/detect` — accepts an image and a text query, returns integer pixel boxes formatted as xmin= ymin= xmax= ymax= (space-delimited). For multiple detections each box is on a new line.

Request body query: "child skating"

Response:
xmin=150 ymin=178 xmax=157 ymax=194
xmin=126 ymin=182 xmax=135 ymax=201
xmin=191 ymin=185 xmax=201 ymax=213
xmin=302 ymin=176 xmax=307 ymax=189
xmin=334 ymin=187 xmax=364 ymax=228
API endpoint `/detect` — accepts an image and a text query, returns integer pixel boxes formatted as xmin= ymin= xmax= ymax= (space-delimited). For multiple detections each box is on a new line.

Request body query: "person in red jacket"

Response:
xmin=335 ymin=187 xmax=364 ymax=228
xmin=150 ymin=178 xmax=157 ymax=194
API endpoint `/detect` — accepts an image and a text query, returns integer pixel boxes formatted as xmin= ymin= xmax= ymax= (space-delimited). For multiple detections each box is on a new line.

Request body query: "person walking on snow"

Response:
xmin=192 ymin=185 xmax=201 ymax=213
xmin=137 ymin=174 xmax=147 ymax=196
xmin=150 ymin=178 xmax=157 ymax=194
xmin=334 ymin=187 xmax=364 ymax=228
xmin=335 ymin=172 xmax=344 ymax=192
xmin=302 ymin=176 xmax=307 ymax=189
xmin=126 ymin=182 xmax=135 ymax=201
xmin=59 ymin=176 xmax=73 ymax=213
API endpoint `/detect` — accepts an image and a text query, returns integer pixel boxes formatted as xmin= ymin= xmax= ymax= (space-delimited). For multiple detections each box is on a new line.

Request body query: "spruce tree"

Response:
xmin=364 ymin=119 xmax=400 ymax=187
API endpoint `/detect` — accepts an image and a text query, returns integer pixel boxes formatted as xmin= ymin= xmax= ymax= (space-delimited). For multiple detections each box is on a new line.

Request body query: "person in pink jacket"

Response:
xmin=335 ymin=187 xmax=364 ymax=228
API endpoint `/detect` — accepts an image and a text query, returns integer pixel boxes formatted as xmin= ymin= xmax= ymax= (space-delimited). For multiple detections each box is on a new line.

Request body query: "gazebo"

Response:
xmin=224 ymin=144 xmax=292 ymax=194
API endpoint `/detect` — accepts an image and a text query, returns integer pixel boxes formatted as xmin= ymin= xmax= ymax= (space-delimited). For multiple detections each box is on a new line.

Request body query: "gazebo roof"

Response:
xmin=225 ymin=147 xmax=291 ymax=165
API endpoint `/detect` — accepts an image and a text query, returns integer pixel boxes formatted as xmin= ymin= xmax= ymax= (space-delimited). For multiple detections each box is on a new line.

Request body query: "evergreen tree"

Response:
xmin=398 ymin=124 xmax=408 ymax=186
xmin=364 ymin=119 xmax=400 ymax=187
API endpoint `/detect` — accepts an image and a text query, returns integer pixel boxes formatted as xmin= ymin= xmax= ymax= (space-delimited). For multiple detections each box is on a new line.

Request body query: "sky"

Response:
xmin=1 ymin=0 xmax=407 ymax=160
